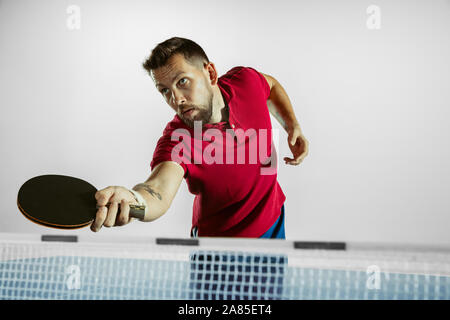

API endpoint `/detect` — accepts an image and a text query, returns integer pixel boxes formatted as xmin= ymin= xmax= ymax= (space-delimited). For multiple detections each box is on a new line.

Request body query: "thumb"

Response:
xmin=289 ymin=135 xmax=297 ymax=146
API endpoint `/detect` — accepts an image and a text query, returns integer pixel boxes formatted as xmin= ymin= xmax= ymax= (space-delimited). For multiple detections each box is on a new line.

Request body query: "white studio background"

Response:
xmin=0 ymin=0 xmax=449 ymax=246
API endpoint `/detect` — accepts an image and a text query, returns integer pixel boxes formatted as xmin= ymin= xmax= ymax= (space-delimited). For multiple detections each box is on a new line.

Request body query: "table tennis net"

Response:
xmin=1 ymin=236 xmax=450 ymax=300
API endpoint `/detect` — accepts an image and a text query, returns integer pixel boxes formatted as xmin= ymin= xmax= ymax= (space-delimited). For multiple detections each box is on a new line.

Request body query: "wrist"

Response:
xmin=286 ymin=120 xmax=301 ymax=132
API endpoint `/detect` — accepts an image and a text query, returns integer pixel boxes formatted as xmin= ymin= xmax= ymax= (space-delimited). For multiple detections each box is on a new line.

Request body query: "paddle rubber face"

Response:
xmin=17 ymin=175 xmax=98 ymax=229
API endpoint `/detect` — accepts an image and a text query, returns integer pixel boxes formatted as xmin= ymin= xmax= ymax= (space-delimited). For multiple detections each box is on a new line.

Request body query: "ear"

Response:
xmin=205 ymin=62 xmax=219 ymax=85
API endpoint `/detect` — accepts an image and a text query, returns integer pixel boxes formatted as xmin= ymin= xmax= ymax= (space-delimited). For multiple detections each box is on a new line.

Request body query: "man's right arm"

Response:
xmin=92 ymin=161 xmax=184 ymax=232
xmin=132 ymin=161 xmax=185 ymax=222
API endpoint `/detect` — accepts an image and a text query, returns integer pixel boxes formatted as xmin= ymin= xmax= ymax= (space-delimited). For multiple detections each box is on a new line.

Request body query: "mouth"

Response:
xmin=182 ymin=107 xmax=195 ymax=116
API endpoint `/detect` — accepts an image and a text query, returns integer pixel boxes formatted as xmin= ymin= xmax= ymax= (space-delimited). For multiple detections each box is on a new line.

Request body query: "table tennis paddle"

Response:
xmin=17 ymin=174 xmax=146 ymax=229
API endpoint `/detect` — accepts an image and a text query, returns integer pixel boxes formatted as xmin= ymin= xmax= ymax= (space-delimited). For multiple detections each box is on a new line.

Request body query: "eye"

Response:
xmin=160 ymin=88 xmax=168 ymax=95
xmin=179 ymin=78 xmax=187 ymax=85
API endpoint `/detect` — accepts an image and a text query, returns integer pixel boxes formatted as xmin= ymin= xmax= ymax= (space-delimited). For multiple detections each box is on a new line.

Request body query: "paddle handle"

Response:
xmin=96 ymin=204 xmax=146 ymax=220
xmin=129 ymin=205 xmax=146 ymax=220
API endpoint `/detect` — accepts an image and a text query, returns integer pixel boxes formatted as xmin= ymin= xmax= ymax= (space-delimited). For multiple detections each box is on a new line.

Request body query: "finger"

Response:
xmin=91 ymin=206 xmax=108 ymax=232
xmin=292 ymin=153 xmax=306 ymax=164
xmin=103 ymin=201 xmax=119 ymax=227
xmin=287 ymin=160 xmax=302 ymax=166
xmin=284 ymin=156 xmax=303 ymax=166
xmin=95 ymin=187 xmax=115 ymax=207
xmin=284 ymin=157 xmax=296 ymax=165
xmin=116 ymin=199 xmax=130 ymax=226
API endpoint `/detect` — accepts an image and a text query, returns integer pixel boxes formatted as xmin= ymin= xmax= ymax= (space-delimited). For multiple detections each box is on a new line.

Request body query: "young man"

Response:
xmin=91 ymin=37 xmax=309 ymax=238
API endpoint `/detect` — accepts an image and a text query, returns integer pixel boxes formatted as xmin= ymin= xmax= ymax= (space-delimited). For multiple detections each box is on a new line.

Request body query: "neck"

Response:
xmin=209 ymin=86 xmax=228 ymax=123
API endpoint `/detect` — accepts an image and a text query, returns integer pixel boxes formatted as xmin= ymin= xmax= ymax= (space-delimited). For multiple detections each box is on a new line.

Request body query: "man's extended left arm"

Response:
xmin=260 ymin=72 xmax=309 ymax=166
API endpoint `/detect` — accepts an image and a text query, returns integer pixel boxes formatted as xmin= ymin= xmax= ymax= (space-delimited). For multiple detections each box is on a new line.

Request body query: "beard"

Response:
xmin=180 ymin=92 xmax=214 ymax=128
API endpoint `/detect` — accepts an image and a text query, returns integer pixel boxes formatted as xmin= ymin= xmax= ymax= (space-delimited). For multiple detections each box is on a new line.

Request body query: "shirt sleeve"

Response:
xmin=245 ymin=67 xmax=271 ymax=100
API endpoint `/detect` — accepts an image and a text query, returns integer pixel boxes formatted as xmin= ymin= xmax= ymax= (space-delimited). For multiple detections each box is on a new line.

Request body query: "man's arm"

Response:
xmin=132 ymin=161 xmax=184 ymax=222
xmin=259 ymin=72 xmax=300 ymax=132
xmin=91 ymin=161 xmax=184 ymax=232
xmin=259 ymin=72 xmax=309 ymax=166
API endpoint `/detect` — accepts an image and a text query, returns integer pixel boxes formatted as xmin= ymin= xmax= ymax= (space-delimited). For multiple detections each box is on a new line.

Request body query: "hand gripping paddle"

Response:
xmin=17 ymin=174 xmax=146 ymax=229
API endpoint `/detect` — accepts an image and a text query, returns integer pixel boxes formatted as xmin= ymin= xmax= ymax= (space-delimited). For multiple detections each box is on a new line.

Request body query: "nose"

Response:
xmin=171 ymin=90 xmax=186 ymax=107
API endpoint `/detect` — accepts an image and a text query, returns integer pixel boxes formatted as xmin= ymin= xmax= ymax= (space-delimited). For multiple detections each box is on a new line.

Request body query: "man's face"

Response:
xmin=151 ymin=54 xmax=214 ymax=128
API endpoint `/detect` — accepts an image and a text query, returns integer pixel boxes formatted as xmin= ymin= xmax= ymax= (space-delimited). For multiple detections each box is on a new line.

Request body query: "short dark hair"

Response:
xmin=142 ymin=37 xmax=210 ymax=74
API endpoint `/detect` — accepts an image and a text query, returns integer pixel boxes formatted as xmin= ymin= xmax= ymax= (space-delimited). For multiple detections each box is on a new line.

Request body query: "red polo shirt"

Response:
xmin=150 ymin=66 xmax=286 ymax=237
